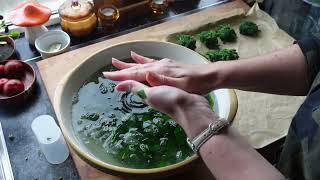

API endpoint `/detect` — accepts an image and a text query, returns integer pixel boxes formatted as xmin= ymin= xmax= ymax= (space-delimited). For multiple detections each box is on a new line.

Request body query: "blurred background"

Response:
xmin=0 ymin=0 xmax=65 ymax=22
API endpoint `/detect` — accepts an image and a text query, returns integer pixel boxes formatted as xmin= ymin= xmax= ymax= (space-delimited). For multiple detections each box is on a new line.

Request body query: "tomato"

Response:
xmin=0 ymin=65 xmax=5 ymax=78
xmin=3 ymin=79 xmax=25 ymax=96
xmin=4 ymin=60 xmax=25 ymax=79
xmin=0 ymin=78 xmax=9 ymax=93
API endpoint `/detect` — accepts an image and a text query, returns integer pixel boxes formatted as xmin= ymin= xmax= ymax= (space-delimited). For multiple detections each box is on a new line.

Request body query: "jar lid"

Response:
xmin=59 ymin=0 xmax=94 ymax=21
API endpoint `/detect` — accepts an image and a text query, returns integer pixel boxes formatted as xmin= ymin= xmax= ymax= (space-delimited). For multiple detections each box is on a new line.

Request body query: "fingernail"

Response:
xmin=103 ymin=72 xmax=110 ymax=77
xmin=116 ymin=84 xmax=127 ymax=91
xmin=136 ymin=89 xmax=147 ymax=99
xmin=131 ymin=51 xmax=137 ymax=57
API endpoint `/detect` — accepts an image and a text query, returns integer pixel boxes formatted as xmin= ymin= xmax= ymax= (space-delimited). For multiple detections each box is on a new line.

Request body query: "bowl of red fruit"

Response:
xmin=0 ymin=60 xmax=36 ymax=105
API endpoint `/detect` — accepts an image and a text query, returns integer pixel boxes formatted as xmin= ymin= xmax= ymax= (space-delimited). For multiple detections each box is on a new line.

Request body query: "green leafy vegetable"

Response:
xmin=216 ymin=24 xmax=237 ymax=43
xmin=0 ymin=20 xmax=5 ymax=30
xmin=0 ymin=19 xmax=20 ymax=40
xmin=9 ymin=31 xmax=20 ymax=39
xmin=176 ymin=34 xmax=196 ymax=50
xmin=197 ymin=31 xmax=219 ymax=49
xmin=137 ymin=90 xmax=147 ymax=99
xmin=107 ymin=109 xmax=193 ymax=168
xmin=8 ymin=133 xmax=14 ymax=141
xmin=239 ymin=21 xmax=260 ymax=37
xmin=0 ymin=19 xmax=20 ymax=45
xmin=205 ymin=95 xmax=215 ymax=108
xmin=205 ymin=49 xmax=239 ymax=61
xmin=81 ymin=113 xmax=100 ymax=121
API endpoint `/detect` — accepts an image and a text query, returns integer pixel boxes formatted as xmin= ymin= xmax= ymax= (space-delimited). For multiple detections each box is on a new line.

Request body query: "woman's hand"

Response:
xmin=115 ymin=80 xmax=219 ymax=139
xmin=103 ymin=52 xmax=220 ymax=95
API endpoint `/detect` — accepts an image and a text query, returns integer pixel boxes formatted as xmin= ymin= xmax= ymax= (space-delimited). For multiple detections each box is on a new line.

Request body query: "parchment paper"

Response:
xmin=166 ymin=3 xmax=305 ymax=149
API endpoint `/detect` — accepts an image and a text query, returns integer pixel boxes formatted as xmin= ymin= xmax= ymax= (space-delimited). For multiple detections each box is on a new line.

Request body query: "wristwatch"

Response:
xmin=187 ymin=118 xmax=229 ymax=153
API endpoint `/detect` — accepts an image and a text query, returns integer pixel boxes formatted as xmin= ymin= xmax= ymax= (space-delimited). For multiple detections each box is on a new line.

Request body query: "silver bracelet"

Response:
xmin=186 ymin=118 xmax=229 ymax=153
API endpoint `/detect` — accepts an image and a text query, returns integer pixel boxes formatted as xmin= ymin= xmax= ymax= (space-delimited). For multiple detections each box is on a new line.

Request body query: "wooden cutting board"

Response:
xmin=37 ymin=1 xmax=250 ymax=179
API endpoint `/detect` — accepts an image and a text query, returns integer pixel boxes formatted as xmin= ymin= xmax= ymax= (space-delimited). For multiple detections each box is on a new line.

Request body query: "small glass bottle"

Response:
xmin=149 ymin=0 xmax=169 ymax=14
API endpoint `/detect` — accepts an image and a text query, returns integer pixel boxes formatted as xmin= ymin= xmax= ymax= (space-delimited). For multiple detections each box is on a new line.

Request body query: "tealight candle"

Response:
xmin=102 ymin=8 xmax=115 ymax=17
xmin=98 ymin=5 xmax=120 ymax=27
xmin=149 ymin=0 xmax=169 ymax=14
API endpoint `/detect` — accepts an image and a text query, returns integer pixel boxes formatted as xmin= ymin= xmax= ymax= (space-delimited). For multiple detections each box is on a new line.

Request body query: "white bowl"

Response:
xmin=35 ymin=30 xmax=70 ymax=59
xmin=54 ymin=41 xmax=238 ymax=177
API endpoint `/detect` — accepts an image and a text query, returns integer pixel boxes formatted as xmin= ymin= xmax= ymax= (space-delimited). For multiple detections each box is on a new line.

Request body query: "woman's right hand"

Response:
xmin=103 ymin=52 xmax=221 ymax=95
xmin=115 ymin=80 xmax=218 ymax=139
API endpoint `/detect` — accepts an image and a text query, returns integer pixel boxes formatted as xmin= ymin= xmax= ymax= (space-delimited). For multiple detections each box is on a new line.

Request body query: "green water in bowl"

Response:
xmin=71 ymin=59 xmax=214 ymax=169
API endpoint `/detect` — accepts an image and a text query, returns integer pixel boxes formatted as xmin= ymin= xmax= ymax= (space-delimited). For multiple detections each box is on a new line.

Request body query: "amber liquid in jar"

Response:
xmin=149 ymin=0 xmax=169 ymax=14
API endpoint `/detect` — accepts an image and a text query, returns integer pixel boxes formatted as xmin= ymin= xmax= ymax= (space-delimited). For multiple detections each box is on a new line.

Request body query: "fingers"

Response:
xmin=103 ymin=65 xmax=146 ymax=81
xmin=131 ymin=51 xmax=155 ymax=64
xmin=111 ymin=58 xmax=137 ymax=69
xmin=116 ymin=80 xmax=149 ymax=99
xmin=146 ymin=71 xmax=183 ymax=88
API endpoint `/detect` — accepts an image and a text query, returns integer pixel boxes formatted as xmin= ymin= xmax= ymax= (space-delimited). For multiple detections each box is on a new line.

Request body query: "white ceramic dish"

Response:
xmin=54 ymin=41 xmax=238 ymax=177
xmin=35 ymin=30 xmax=70 ymax=59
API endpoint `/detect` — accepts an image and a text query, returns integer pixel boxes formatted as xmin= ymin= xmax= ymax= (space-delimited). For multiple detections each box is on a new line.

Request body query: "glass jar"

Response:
xmin=98 ymin=5 xmax=120 ymax=27
xmin=59 ymin=0 xmax=97 ymax=37
xmin=149 ymin=0 xmax=169 ymax=14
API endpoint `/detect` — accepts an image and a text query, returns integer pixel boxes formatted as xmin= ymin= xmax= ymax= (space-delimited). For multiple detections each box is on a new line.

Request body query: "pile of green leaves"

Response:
xmin=205 ymin=49 xmax=239 ymax=61
xmin=107 ymin=109 xmax=193 ymax=168
xmin=239 ymin=21 xmax=260 ymax=37
xmin=176 ymin=34 xmax=196 ymax=50
xmin=198 ymin=31 xmax=219 ymax=49
xmin=216 ymin=24 xmax=237 ymax=43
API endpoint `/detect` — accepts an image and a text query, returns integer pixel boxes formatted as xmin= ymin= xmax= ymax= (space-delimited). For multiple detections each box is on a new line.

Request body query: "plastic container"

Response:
xmin=31 ymin=115 xmax=69 ymax=164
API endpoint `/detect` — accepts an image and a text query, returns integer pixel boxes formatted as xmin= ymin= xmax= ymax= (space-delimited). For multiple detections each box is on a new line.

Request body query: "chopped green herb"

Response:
xmin=216 ymin=24 xmax=237 ymax=43
xmin=99 ymin=83 xmax=108 ymax=94
xmin=205 ymin=49 xmax=239 ymax=61
xmin=9 ymin=31 xmax=20 ymax=39
xmin=47 ymin=137 xmax=52 ymax=141
xmin=25 ymin=157 xmax=28 ymax=161
xmin=8 ymin=133 xmax=14 ymax=141
xmin=197 ymin=31 xmax=219 ymax=49
xmin=58 ymin=177 xmax=63 ymax=180
xmin=38 ymin=150 xmax=43 ymax=157
xmin=137 ymin=90 xmax=147 ymax=99
xmin=239 ymin=21 xmax=260 ymax=37
xmin=81 ymin=113 xmax=100 ymax=121
xmin=0 ymin=31 xmax=21 ymax=40
xmin=205 ymin=95 xmax=215 ymax=108
xmin=107 ymin=109 xmax=193 ymax=168
xmin=176 ymin=34 xmax=196 ymax=50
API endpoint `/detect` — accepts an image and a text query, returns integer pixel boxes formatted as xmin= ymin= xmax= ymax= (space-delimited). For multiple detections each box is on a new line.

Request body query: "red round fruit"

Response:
xmin=4 ymin=60 xmax=25 ymax=79
xmin=0 ymin=65 xmax=5 ymax=78
xmin=3 ymin=79 xmax=25 ymax=97
xmin=0 ymin=78 xmax=9 ymax=93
